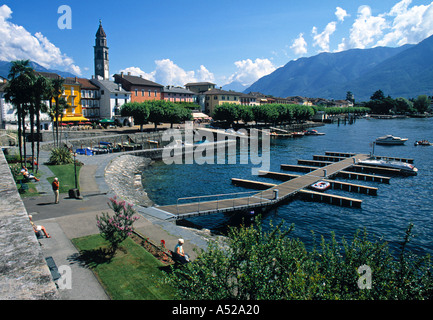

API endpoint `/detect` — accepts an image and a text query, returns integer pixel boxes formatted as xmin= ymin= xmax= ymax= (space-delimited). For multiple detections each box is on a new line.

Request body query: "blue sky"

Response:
xmin=1 ymin=0 xmax=433 ymax=87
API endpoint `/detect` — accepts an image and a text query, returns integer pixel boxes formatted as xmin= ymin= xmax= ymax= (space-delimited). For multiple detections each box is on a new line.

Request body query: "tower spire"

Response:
xmin=94 ymin=20 xmax=109 ymax=80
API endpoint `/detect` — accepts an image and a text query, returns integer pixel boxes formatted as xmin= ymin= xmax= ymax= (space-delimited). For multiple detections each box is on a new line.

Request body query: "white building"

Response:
xmin=0 ymin=79 xmax=53 ymax=130
xmin=90 ymin=78 xmax=132 ymax=125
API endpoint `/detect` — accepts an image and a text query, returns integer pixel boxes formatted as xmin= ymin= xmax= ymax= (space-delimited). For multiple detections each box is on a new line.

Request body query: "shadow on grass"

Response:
xmin=67 ymin=247 xmax=114 ymax=269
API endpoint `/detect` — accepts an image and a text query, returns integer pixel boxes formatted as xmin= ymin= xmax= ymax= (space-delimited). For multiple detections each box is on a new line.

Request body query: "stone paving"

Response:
xmin=14 ymin=142 xmax=218 ymax=299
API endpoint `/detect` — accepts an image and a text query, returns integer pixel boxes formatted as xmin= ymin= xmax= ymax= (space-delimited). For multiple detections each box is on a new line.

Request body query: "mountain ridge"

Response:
xmin=245 ymin=35 xmax=433 ymax=102
xmin=0 ymin=60 xmax=76 ymax=80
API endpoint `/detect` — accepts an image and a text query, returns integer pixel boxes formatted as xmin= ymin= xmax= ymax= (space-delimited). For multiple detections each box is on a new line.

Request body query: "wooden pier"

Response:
xmin=144 ymin=153 xmax=375 ymax=220
xmin=139 ymin=150 xmax=416 ymax=221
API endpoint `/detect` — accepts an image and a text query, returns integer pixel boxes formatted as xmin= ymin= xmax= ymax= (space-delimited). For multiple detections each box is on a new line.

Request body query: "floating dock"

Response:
xmin=140 ymin=151 xmax=414 ymax=221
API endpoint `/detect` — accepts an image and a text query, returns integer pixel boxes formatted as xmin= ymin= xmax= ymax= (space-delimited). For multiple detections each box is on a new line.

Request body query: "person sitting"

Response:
xmin=21 ymin=166 xmax=40 ymax=182
xmin=173 ymin=238 xmax=189 ymax=264
xmin=29 ymin=215 xmax=50 ymax=238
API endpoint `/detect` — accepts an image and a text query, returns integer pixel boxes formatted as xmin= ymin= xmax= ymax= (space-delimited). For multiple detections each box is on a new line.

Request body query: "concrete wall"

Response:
xmin=0 ymin=149 xmax=59 ymax=299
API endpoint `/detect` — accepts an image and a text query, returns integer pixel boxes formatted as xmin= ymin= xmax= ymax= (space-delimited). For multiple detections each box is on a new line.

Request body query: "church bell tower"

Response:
xmin=94 ymin=20 xmax=109 ymax=80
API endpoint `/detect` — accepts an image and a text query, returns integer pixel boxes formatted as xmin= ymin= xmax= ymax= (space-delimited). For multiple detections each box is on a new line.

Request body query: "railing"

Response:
xmin=175 ymin=190 xmax=276 ymax=215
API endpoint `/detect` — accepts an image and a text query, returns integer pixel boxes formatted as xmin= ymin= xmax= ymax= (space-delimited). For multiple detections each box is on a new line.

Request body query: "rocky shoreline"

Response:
xmin=104 ymin=154 xmax=154 ymax=208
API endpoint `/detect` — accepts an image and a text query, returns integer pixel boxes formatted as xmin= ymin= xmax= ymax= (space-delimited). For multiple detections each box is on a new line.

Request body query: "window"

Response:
xmin=135 ymin=89 xmax=138 ymax=96
xmin=154 ymin=90 xmax=157 ymax=97
xmin=148 ymin=90 xmax=151 ymax=97
xmin=142 ymin=89 xmax=144 ymax=97
xmin=214 ymin=96 xmax=217 ymax=100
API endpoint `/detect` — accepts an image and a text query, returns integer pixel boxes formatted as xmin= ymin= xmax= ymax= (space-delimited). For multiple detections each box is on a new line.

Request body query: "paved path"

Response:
xmin=22 ymin=149 xmax=209 ymax=300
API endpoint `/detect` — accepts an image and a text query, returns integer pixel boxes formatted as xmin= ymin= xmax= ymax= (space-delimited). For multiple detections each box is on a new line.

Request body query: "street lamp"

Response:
xmin=68 ymin=152 xmax=81 ymax=199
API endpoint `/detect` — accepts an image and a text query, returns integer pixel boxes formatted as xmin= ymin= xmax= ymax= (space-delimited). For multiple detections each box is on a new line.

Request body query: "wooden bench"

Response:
xmin=45 ymin=256 xmax=61 ymax=282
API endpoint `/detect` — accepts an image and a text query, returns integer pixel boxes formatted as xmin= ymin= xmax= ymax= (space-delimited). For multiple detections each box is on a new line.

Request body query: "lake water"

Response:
xmin=142 ymin=118 xmax=433 ymax=256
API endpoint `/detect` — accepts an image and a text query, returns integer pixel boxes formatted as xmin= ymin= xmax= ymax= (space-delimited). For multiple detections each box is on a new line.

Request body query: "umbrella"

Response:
xmin=99 ymin=119 xmax=115 ymax=123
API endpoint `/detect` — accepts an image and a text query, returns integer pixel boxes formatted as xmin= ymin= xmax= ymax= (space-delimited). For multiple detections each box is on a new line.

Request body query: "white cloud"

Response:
xmin=377 ymin=0 xmax=433 ymax=47
xmin=226 ymin=58 xmax=276 ymax=86
xmin=121 ymin=59 xmax=215 ymax=86
xmin=335 ymin=7 xmax=349 ymax=22
xmin=347 ymin=5 xmax=388 ymax=49
xmin=0 ymin=5 xmax=81 ymax=75
xmin=312 ymin=21 xmax=337 ymax=52
xmin=290 ymin=33 xmax=308 ymax=56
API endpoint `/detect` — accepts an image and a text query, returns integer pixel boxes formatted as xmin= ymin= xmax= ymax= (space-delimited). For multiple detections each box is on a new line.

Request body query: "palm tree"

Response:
xmin=32 ymin=75 xmax=52 ymax=172
xmin=4 ymin=60 xmax=35 ymax=166
xmin=52 ymin=78 xmax=65 ymax=147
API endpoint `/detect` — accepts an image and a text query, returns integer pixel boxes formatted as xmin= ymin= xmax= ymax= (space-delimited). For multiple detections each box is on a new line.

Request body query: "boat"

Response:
xmin=292 ymin=131 xmax=305 ymax=137
xmin=310 ymin=181 xmax=331 ymax=192
xmin=375 ymin=135 xmax=408 ymax=145
xmin=304 ymin=129 xmax=325 ymax=136
xmin=414 ymin=140 xmax=431 ymax=146
xmin=358 ymin=159 xmax=418 ymax=176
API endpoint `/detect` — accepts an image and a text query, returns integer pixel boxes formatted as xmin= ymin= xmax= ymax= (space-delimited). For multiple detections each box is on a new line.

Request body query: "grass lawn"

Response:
xmin=46 ymin=164 xmax=81 ymax=193
xmin=72 ymin=234 xmax=177 ymax=300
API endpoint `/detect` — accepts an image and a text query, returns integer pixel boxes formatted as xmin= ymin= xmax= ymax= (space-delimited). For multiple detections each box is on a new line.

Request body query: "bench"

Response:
xmin=19 ymin=180 xmax=29 ymax=193
xmin=45 ymin=256 xmax=61 ymax=281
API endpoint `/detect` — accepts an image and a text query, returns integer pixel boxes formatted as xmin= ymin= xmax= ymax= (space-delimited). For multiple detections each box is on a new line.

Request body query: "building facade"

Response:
xmin=113 ymin=73 xmax=163 ymax=103
xmin=203 ymin=88 xmax=242 ymax=115
xmin=77 ymin=78 xmax=100 ymax=121
xmin=90 ymin=78 xmax=131 ymax=121
xmin=161 ymin=86 xmax=195 ymax=103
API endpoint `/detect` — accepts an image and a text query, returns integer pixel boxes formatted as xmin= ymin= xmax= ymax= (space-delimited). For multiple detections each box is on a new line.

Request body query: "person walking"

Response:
xmin=52 ymin=177 xmax=59 ymax=204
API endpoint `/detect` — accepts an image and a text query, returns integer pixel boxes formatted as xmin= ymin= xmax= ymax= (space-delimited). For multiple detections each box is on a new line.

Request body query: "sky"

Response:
xmin=1 ymin=0 xmax=433 ymax=88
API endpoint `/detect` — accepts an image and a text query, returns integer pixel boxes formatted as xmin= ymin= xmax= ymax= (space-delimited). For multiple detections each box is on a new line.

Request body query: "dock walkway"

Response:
xmin=144 ymin=153 xmax=370 ymax=220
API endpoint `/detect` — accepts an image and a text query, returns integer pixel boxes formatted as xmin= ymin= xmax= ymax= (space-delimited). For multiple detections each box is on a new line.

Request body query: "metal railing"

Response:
xmin=175 ymin=190 xmax=276 ymax=215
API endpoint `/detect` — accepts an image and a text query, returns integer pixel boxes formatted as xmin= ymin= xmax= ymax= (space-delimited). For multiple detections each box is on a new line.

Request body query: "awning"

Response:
xmin=99 ymin=119 xmax=115 ymax=123
xmin=55 ymin=116 xmax=89 ymax=122
xmin=193 ymin=112 xmax=211 ymax=119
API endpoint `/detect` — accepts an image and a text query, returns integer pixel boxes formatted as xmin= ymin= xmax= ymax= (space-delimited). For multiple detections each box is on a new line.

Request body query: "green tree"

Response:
xmin=166 ymin=103 xmax=192 ymax=128
xmin=166 ymin=219 xmax=433 ymax=300
xmin=4 ymin=60 xmax=35 ymax=166
xmin=212 ymin=103 xmax=239 ymax=126
xmin=394 ymin=97 xmax=414 ymax=114
xmin=414 ymin=95 xmax=431 ymax=114
xmin=147 ymin=100 xmax=168 ymax=130
xmin=238 ymin=105 xmax=254 ymax=124
xmin=121 ymin=102 xmax=149 ymax=131
xmin=370 ymin=89 xmax=385 ymax=101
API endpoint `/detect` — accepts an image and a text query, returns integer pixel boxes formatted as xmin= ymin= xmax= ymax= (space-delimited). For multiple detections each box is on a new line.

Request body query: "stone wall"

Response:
xmin=105 ymin=154 xmax=154 ymax=207
xmin=0 ymin=149 xmax=59 ymax=299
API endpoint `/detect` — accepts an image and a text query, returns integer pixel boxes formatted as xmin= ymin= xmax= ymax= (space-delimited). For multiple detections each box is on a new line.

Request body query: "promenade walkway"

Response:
xmin=22 ymin=149 xmax=209 ymax=300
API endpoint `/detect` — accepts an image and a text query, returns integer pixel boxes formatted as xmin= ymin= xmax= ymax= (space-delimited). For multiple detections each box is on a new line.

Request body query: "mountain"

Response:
xmin=222 ymin=80 xmax=249 ymax=92
xmin=0 ymin=60 xmax=76 ymax=79
xmin=245 ymin=35 xmax=433 ymax=102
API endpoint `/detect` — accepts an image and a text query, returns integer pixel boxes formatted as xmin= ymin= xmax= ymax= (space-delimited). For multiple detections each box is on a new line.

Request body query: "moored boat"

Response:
xmin=310 ymin=181 xmax=331 ymax=192
xmin=358 ymin=159 xmax=418 ymax=175
xmin=375 ymin=135 xmax=408 ymax=145
xmin=414 ymin=140 xmax=431 ymax=146
xmin=304 ymin=129 xmax=325 ymax=136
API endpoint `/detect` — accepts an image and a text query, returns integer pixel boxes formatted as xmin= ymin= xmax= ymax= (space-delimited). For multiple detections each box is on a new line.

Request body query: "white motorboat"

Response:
xmin=375 ymin=135 xmax=408 ymax=145
xmin=358 ymin=159 xmax=418 ymax=175
xmin=310 ymin=181 xmax=331 ymax=192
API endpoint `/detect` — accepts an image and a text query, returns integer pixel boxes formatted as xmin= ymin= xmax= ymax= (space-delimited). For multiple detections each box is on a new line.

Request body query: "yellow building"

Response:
xmin=203 ymin=88 xmax=242 ymax=115
xmin=61 ymin=77 xmax=86 ymax=122
xmin=37 ymin=72 xmax=87 ymax=122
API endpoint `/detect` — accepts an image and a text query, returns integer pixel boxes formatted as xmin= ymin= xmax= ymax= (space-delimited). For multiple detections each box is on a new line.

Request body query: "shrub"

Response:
xmin=166 ymin=219 xmax=433 ymax=300
xmin=47 ymin=147 xmax=74 ymax=165
xmin=96 ymin=197 xmax=139 ymax=254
